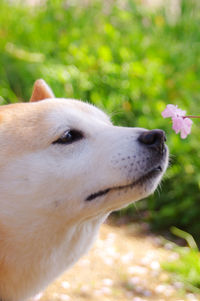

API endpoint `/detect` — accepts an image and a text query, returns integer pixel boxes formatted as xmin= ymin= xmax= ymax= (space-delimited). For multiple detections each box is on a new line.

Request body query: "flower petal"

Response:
xmin=162 ymin=104 xmax=186 ymax=118
xmin=162 ymin=104 xmax=177 ymax=118
xmin=172 ymin=117 xmax=193 ymax=138
xmin=172 ymin=117 xmax=184 ymax=134
xmin=180 ymin=118 xmax=193 ymax=139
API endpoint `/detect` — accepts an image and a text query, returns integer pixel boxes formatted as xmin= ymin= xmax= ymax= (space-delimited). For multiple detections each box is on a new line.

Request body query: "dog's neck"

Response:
xmin=0 ymin=212 xmax=109 ymax=301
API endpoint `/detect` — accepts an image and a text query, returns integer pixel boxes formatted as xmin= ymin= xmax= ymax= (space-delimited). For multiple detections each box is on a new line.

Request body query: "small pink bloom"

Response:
xmin=162 ymin=104 xmax=193 ymax=139
xmin=181 ymin=118 xmax=193 ymax=139
xmin=172 ymin=117 xmax=184 ymax=134
xmin=172 ymin=117 xmax=193 ymax=139
xmin=162 ymin=104 xmax=186 ymax=119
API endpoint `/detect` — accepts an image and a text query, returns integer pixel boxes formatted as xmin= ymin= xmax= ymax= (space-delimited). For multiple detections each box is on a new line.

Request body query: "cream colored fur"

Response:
xmin=0 ymin=80 xmax=168 ymax=301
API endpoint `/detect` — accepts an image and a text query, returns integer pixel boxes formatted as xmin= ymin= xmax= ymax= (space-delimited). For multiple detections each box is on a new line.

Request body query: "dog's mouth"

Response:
xmin=85 ymin=165 xmax=163 ymax=202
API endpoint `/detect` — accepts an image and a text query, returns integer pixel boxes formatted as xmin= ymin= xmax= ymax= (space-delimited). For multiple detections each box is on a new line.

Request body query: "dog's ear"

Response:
xmin=30 ymin=79 xmax=54 ymax=102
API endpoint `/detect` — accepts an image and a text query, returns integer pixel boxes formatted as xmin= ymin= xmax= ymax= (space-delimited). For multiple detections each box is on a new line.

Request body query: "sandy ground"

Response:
xmin=29 ymin=221 xmax=199 ymax=301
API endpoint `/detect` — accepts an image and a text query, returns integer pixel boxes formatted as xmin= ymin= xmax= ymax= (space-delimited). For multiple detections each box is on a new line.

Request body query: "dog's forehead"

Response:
xmin=42 ymin=98 xmax=111 ymax=126
xmin=0 ymin=98 xmax=110 ymax=126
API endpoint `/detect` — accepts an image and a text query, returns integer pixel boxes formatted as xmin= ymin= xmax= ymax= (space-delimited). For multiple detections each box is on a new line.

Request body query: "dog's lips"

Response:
xmin=85 ymin=165 xmax=163 ymax=202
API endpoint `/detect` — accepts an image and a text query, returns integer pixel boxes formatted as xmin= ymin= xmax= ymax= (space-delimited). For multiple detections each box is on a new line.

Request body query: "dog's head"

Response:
xmin=0 ymin=79 xmax=168 ymax=223
xmin=0 ymin=79 xmax=169 ymax=301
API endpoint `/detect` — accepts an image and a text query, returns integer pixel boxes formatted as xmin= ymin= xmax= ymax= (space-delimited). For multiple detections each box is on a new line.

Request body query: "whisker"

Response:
xmin=109 ymin=109 xmax=126 ymax=121
xmin=133 ymin=202 xmax=142 ymax=219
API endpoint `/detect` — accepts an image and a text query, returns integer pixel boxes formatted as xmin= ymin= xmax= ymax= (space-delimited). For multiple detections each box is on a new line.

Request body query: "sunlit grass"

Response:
xmin=163 ymin=227 xmax=200 ymax=293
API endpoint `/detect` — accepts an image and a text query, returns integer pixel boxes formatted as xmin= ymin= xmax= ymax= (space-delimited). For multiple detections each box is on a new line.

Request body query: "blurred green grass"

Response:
xmin=1 ymin=0 xmax=200 ymax=240
xmin=163 ymin=227 xmax=200 ymax=294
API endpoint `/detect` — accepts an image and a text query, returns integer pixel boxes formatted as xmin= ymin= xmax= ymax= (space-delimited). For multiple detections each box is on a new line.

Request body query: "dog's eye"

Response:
xmin=53 ymin=130 xmax=83 ymax=145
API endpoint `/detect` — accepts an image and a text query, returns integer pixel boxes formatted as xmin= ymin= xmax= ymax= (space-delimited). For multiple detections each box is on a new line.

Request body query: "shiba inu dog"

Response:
xmin=0 ymin=79 xmax=168 ymax=301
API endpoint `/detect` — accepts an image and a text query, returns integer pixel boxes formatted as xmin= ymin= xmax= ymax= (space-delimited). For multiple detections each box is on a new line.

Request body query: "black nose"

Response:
xmin=138 ymin=129 xmax=166 ymax=154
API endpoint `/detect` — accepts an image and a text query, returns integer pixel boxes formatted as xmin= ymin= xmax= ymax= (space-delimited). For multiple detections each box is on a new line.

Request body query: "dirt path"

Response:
xmin=33 ymin=222 xmax=198 ymax=301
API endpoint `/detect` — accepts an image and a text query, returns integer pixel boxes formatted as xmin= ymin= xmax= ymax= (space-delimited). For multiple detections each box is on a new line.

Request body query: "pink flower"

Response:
xmin=162 ymin=104 xmax=186 ymax=118
xmin=162 ymin=104 xmax=193 ymax=139
xmin=172 ymin=117 xmax=193 ymax=139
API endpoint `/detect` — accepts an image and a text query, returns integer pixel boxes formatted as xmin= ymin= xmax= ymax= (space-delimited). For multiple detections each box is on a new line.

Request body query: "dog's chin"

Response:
xmin=85 ymin=144 xmax=168 ymax=213
xmin=104 ymin=168 xmax=164 ymax=212
xmin=85 ymin=165 xmax=165 ymax=204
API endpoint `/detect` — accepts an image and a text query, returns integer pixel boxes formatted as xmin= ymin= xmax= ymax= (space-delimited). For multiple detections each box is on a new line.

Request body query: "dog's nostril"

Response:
xmin=138 ymin=129 xmax=166 ymax=154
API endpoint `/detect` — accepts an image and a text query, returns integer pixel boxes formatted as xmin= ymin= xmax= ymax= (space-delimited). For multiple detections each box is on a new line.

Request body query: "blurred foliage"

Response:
xmin=163 ymin=228 xmax=200 ymax=293
xmin=0 ymin=0 xmax=200 ymax=239
xmin=164 ymin=247 xmax=200 ymax=293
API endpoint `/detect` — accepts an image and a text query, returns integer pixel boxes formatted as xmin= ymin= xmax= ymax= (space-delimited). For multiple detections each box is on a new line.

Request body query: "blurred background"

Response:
xmin=1 ymin=0 xmax=200 ymax=300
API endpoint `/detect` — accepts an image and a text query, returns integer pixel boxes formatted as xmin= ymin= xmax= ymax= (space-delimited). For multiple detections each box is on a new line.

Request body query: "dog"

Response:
xmin=0 ymin=79 xmax=168 ymax=301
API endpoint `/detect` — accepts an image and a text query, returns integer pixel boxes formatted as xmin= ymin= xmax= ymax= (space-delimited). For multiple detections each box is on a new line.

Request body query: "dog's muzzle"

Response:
xmin=85 ymin=129 xmax=168 ymax=202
